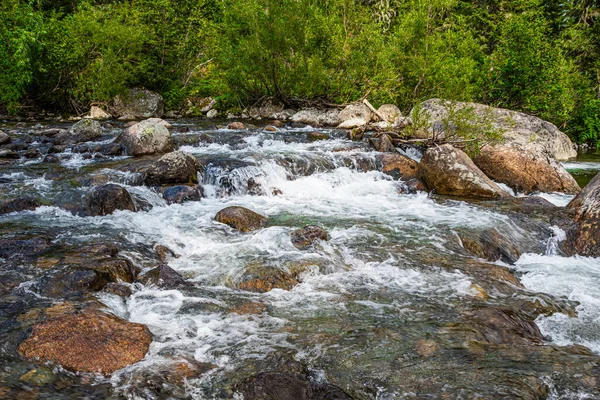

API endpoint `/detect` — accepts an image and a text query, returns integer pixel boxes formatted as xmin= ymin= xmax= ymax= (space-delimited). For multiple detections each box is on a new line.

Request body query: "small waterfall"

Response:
xmin=545 ymin=226 xmax=567 ymax=256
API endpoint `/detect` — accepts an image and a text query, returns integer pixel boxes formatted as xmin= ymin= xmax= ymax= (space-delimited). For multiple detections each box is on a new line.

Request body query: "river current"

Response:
xmin=1 ymin=119 xmax=600 ymax=399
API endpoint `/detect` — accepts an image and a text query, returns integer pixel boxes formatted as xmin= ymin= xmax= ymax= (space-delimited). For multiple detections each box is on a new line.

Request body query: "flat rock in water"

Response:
xmin=215 ymin=206 xmax=267 ymax=232
xmin=19 ymin=309 xmax=152 ymax=375
xmin=420 ymin=144 xmax=511 ymax=199
xmin=236 ymin=372 xmax=353 ymax=400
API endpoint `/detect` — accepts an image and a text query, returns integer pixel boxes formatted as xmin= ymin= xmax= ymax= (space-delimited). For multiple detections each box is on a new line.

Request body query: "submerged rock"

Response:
xmin=473 ymin=145 xmax=580 ymax=194
xmin=564 ymin=173 xmax=600 ymax=257
xmin=84 ymin=184 xmax=136 ymax=216
xmin=420 ymin=144 xmax=510 ymax=199
xmin=19 ymin=308 xmax=152 ymax=374
xmin=459 ymin=228 xmax=523 ymax=264
xmin=113 ymin=88 xmax=164 ymax=119
xmin=236 ymin=372 xmax=352 ymax=400
xmin=307 ymin=131 xmax=329 ymax=141
xmin=144 ymin=151 xmax=199 ymax=185
xmin=138 ymin=265 xmax=188 ymax=289
xmin=116 ymin=119 xmax=174 ymax=156
xmin=291 ymin=226 xmax=328 ymax=249
xmin=0 ymin=197 xmax=40 ymax=215
xmin=215 ymin=206 xmax=267 ymax=232
xmin=0 ymin=236 xmax=51 ymax=258
xmin=236 ymin=264 xmax=299 ymax=293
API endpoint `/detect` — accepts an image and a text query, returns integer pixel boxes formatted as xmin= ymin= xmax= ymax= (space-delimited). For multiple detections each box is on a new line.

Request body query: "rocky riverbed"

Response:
xmin=1 ymin=112 xmax=600 ymax=399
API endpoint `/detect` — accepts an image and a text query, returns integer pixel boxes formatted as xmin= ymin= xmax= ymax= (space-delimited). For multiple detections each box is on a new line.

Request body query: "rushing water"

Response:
xmin=1 ymin=120 xmax=600 ymax=399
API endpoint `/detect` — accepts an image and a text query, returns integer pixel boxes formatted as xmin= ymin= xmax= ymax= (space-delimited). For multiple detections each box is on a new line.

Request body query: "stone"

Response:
xmin=227 ymin=121 xmax=246 ymax=130
xmin=0 ymin=197 xmax=40 ymax=215
xmin=162 ymin=185 xmax=203 ymax=204
xmin=377 ymin=104 xmax=402 ymax=123
xmin=307 ymin=131 xmax=329 ymax=141
xmin=337 ymin=102 xmax=372 ymax=129
xmin=103 ymin=282 xmax=133 ymax=297
xmin=19 ymin=367 xmax=55 ymax=386
xmin=376 ymin=153 xmax=421 ymax=180
xmin=113 ymin=88 xmax=164 ymax=119
xmin=206 ymin=109 xmax=218 ymax=118
xmin=291 ymin=108 xmax=341 ymax=127
xmin=144 ymin=151 xmax=199 ymax=185
xmin=116 ymin=119 xmax=174 ymax=156
xmin=184 ymin=96 xmax=216 ymax=115
xmin=0 ymin=237 xmax=50 ymax=259
xmin=270 ymin=109 xmax=296 ymax=121
xmin=0 ymin=130 xmax=11 ymax=145
xmin=235 ymin=372 xmax=352 ymax=400
xmin=290 ymin=226 xmax=328 ymax=249
xmin=89 ymin=106 xmax=111 ymax=120
xmin=0 ymin=149 xmax=19 ymax=159
xmin=19 ymin=308 xmax=152 ymax=375
xmin=461 ymin=307 xmax=544 ymax=346
xmin=65 ymin=119 xmax=103 ymax=143
xmin=369 ymin=134 xmax=395 ymax=152
xmin=473 ymin=144 xmax=580 ymax=194
xmin=265 ymin=125 xmax=278 ymax=132
xmin=215 ymin=206 xmax=267 ymax=232
xmin=138 ymin=265 xmax=188 ymax=289
xmin=420 ymin=144 xmax=511 ymax=199
xmin=412 ymin=99 xmax=576 ymax=160
xmin=459 ymin=228 xmax=522 ymax=264
xmin=564 ymin=173 xmax=600 ymax=257
xmin=84 ymin=184 xmax=136 ymax=216
xmin=237 ymin=265 xmax=298 ymax=293
xmin=248 ymin=97 xmax=285 ymax=119
xmin=38 ymin=268 xmax=109 ymax=298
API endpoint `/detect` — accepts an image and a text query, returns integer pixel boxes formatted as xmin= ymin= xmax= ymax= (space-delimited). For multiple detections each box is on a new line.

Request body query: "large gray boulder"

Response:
xmin=564 ymin=173 xmax=600 ymax=257
xmin=113 ymin=88 xmax=164 ymax=119
xmin=411 ymin=99 xmax=576 ymax=160
xmin=144 ymin=151 xmax=199 ymax=185
xmin=248 ymin=97 xmax=285 ymax=119
xmin=60 ymin=119 xmax=102 ymax=144
xmin=337 ymin=102 xmax=372 ymax=129
xmin=291 ymin=109 xmax=341 ymax=127
xmin=420 ymin=144 xmax=511 ymax=199
xmin=116 ymin=119 xmax=174 ymax=156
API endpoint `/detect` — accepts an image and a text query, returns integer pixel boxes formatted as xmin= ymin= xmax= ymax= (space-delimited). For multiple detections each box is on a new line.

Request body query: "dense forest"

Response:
xmin=1 ymin=0 xmax=599 ymax=144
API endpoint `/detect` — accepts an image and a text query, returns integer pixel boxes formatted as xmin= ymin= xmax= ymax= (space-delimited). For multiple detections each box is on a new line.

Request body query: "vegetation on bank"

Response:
xmin=1 ymin=0 xmax=599 ymax=145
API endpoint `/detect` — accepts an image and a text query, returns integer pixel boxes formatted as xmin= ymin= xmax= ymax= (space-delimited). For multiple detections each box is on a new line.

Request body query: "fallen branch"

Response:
xmin=363 ymin=99 xmax=386 ymax=122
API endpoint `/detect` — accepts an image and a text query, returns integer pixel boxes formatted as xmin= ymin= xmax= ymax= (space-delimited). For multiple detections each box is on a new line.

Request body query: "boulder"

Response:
xmin=420 ymin=144 xmax=511 ymax=199
xmin=0 ymin=130 xmax=11 ymax=145
xmin=0 ymin=197 xmax=40 ymax=215
xmin=0 ymin=236 xmax=50 ymax=259
xmin=113 ymin=88 xmax=164 ymax=119
xmin=215 ymin=206 xmax=267 ymax=232
xmin=85 ymin=184 xmax=136 ymax=216
xmin=290 ymin=226 xmax=328 ymax=249
xmin=337 ymin=102 xmax=371 ymax=129
xmin=184 ymin=96 xmax=216 ymax=115
xmin=565 ymin=173 xmax=600 ymax=257
xmin=138 ymin=265 xmax=187 ymax=289
xmin=206 ymin=109 xmax=218 ymax=118
xmin=369 ymin=134 xmax=395 ymax=152
xmin=376 ymin=153 xmax=420 ymax=181
xmin=270 ymin=109 xmax=296 ymax=121
xmin=291 ymin=109 xmax=341 ymax=127
xmin=473 ymin=144 xmax=580 ymax=194
xmin=459 ymin=228 xmax=523 ymax=264
xmin=235 ymin=372 xmax=352 ymax=400
xmin=412 ymin=99 xmax=576 ymax=160
xmin=144 ymin=151 xmax=199 ymax=185
xmin=89 ymin=106 xmax=111 ymax=120
xmin=144 ymin=117 xmax=172 ymax=129
xmin=227 ymin=122 xmax=246 ymax=130
xmin=19 ymin=308 xmax=152 ymax=375
xmin=62 ymin=119 xmax=102 ymax=143
xmin=0 ymin=149 xmax=19 ymax=159
xmin=377 ymin=104 xmax=402 ymax=123
xmin=162 ymin=185 xmax=203 ymax=204
xmin=116 ymin=119 xmax=174 ymax=156
xmin=248 ymin=97 xmax=285 ymax=119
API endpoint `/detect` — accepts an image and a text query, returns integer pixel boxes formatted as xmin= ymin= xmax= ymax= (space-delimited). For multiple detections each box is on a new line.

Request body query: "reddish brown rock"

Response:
xmin=473 ymin=145 xmax=580 ymax=194
xmin=227 ymin=122 xmax=246 ymax=130
xmin=215 ymin=206 xmax=267 ymax=232
xmin=19 ymin=309 xmax=152 ymax=375
xmin=565 ymin=173 xmax=600 ymax=257
xmin=377 ymin=153 xmax=420 ymax=180
xmin=420 ymin=144 xmax=511 ymax=199
xmin=290 ymin=226 xmax=328 ymax=249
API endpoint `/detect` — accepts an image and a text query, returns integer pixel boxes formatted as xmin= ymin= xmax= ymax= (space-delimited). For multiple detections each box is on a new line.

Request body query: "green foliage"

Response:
xmin=0 ymin=0 xmax=597 ymax=147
